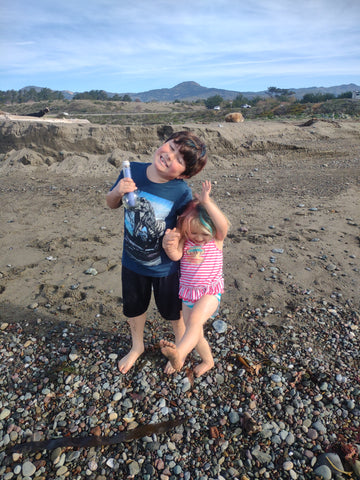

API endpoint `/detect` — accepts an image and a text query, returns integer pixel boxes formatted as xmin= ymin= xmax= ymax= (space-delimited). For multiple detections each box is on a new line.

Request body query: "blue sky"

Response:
xmin=1 ymin=0 xmax=359 ymax=94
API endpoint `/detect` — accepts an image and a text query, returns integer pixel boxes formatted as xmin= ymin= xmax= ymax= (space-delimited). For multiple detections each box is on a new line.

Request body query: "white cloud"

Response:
xmin=0 ymin=0 xmax=359 ymax=91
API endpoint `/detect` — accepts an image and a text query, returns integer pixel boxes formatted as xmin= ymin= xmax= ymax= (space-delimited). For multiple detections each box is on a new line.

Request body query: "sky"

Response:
xmin=1 ymin=0 xmax=359 ymax=94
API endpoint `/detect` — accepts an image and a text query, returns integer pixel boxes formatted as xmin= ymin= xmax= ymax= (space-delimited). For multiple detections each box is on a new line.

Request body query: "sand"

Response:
xmin=0 ymin=115 xmax=359 ymax=332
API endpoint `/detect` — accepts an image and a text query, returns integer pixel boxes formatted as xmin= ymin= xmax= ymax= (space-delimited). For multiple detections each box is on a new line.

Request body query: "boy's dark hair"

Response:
xmin=166 ymin=131 xmax=207 ymax=178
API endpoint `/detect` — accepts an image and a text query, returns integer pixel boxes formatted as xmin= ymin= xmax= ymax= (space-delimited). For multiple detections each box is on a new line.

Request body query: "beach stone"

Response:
xmin=0 ymin=408 xmax=11 ymax=420
xmin=312 ymin=420 xmax=327 ymax=433
xmin=212 ymin=319 xmax=227 ymax=333
xmin=251 ymin=448 xmax=272 ymax=464
xmin=3 ymin=473 xmax=14 ymax=480
xmin=286 ymin=432 xmax=295 ymax=445
xmin=271 ymin=374 xmax=282 ymax=383
xmin=352 ymin=460 xmax=360 ymax=477
xmin=106 ymin=458 xmax=116 ymax=468
xmin=56 ymin=465 xmax=68 ymax=476
xmin=215 ymin=374 xmax=225 ymax=385
xmin=88 ymin=460 xmax=98 ymax=471
xmin=67 ymin=451 xmax=81 ymax=462
xmin=2 ymin=433 xmax=10 ymax=446
xmin=113 ymin=392 xmax=122 ymax=402
xmin=22 ymin=461 xmax=37 ymax=476
xmin=128 ymin=461 xmax=140 ymax=476
xmin=271 ymin=434 xmax=281 ymax=445
xmin=304 ymin=449 xmax=314 ymax=459
xmin=51 ymin=447 xmax=63 ymax=464
xmin=85 ymin=267 xmax=98 ymax=275
xmin=326 ymin=263 xmax=337 ymax=271
xmin=307 ymin=428 xmax=318 ymax=440
xmin=181 ymin=378 xmax=191 ymax=393
xmin=316 ymin=453 xmax=344 ymax=475
xmin=229 ymin=411 xmax=240 ymax=424
xmin=313 ymin=464 xmax=332 ymax=480
xmin=283 ymin=461 xmax=294 ymax=471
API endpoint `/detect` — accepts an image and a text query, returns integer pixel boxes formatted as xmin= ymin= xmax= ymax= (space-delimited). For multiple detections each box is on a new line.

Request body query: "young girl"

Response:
xmin=161 ymin=180 xmax=229 ymax=377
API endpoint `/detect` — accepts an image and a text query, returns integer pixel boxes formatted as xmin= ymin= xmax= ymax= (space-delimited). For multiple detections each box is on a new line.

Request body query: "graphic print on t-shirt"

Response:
xmin=184 ymin=245 xmax=205 ymax=264
xmin=124 ymin=190 xmax=173 ymax=266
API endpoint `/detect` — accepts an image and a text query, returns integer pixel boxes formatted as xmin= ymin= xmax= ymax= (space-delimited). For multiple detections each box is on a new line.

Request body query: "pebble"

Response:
xmin=307 ymin=428 xmax=318 ymax=439
xmin=56 ymin=465 xmax=68 ymax=476
xmin=22 ymin=461 xmax=37 ymax=476
xmin=313 ymin=464 xmax=332 ymax=480
xmin=313 ymin=420 xmax=327 ymax=433
xmin=0 ymin=408 xmax=11 ymax=420
xmin=316 ymin=452 xmax=344 ymax=474
xmin=128 ymin=461 xmax=140 ymax=476
xmin=84 ymin=267 xmax=98 ymax=275
xmin=212 ymin=319 xmax=227 ymax=333
xmin=229 ymin=411 xmax=240 ymax=424
xmin=113 ymin=392 xmax=122 ymax=402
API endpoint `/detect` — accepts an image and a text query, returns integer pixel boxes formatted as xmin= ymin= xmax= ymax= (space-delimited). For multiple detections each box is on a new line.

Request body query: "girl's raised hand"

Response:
xmin=195 ymin=180 xmax=212 ymax=204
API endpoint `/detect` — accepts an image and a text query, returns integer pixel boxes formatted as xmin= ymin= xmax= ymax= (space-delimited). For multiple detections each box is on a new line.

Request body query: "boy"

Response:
xmin=106 ymin=131 xmax=207 ymax=373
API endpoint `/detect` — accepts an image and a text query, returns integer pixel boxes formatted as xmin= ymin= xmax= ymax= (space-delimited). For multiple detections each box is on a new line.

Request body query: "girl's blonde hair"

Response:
xmin=177 ymin=200 xmax=216 ymax=238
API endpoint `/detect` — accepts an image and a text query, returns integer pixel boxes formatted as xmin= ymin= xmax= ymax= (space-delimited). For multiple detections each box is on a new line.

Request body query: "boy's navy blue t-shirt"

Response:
xmin=110 ymin=162 xmax=192 ymax=277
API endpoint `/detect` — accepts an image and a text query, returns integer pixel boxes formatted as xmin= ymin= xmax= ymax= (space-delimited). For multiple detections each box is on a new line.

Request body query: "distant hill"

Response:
xmin=289 ymin=83 xmax=360 ymax=100
xmin=121 ymin=81 xmax=243 ymax=102
xmin=19 ymin=81 xmax=360 ymax=102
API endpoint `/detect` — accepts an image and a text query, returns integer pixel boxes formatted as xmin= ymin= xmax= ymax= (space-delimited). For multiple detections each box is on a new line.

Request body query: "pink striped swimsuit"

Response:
xmin=179 ymin=239 xmax=224 ymax=302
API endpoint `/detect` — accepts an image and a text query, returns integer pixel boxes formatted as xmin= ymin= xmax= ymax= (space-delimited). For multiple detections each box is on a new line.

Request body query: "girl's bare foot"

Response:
xmin=160 ymin=339 xmax=183 ymax=372
xmin=193 ymin=359 xmax=215 ymax=377
xmin=164 ymin=360 xmax=176 ymax=374
xmin=118 ymin=347 xmax=144 ymax=374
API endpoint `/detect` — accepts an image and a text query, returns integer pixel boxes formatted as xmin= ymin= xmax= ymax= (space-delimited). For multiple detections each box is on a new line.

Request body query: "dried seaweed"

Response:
xmin=8 ymin=417 xmax=188 ymax=454
xmin=236 ymin=355 xmax=263 ymax=376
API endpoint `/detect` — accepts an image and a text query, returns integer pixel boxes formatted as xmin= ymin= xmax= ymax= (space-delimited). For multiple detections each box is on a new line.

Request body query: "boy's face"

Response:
xmin=153 ymin=140 xmax=186 ymax=180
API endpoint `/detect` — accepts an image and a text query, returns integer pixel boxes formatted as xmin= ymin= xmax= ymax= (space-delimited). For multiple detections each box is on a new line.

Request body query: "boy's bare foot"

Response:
xmin=160 ymin=339 xmax=182 ymax=372
xmin=193 ymin=360 xmax=214 ymax=377
xmin=118 ymin=348 xmax=144 ymax=374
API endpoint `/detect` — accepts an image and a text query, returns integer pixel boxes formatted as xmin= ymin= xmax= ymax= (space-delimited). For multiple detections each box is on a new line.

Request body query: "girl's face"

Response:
xmin=188 ymin=220 xmax=212 ymax=245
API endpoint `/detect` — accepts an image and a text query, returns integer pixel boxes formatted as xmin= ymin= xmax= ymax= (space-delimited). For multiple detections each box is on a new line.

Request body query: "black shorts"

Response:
xmin=121 ymin=266 xmax=182 ymax=320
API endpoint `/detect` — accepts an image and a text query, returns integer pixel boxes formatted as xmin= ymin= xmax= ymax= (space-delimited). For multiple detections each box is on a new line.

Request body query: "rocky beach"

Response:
xmin=0 ymin=115 xmax=359 ymax=479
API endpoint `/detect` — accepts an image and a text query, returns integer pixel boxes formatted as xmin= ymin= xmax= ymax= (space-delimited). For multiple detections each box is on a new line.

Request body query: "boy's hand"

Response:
xmin=106 ymin=176 xmax=137 ymax=209
xmin=117 ymin=177 xmax=137 ymax=197
xmin=195 ymin=180 xmax=211 ymax=204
